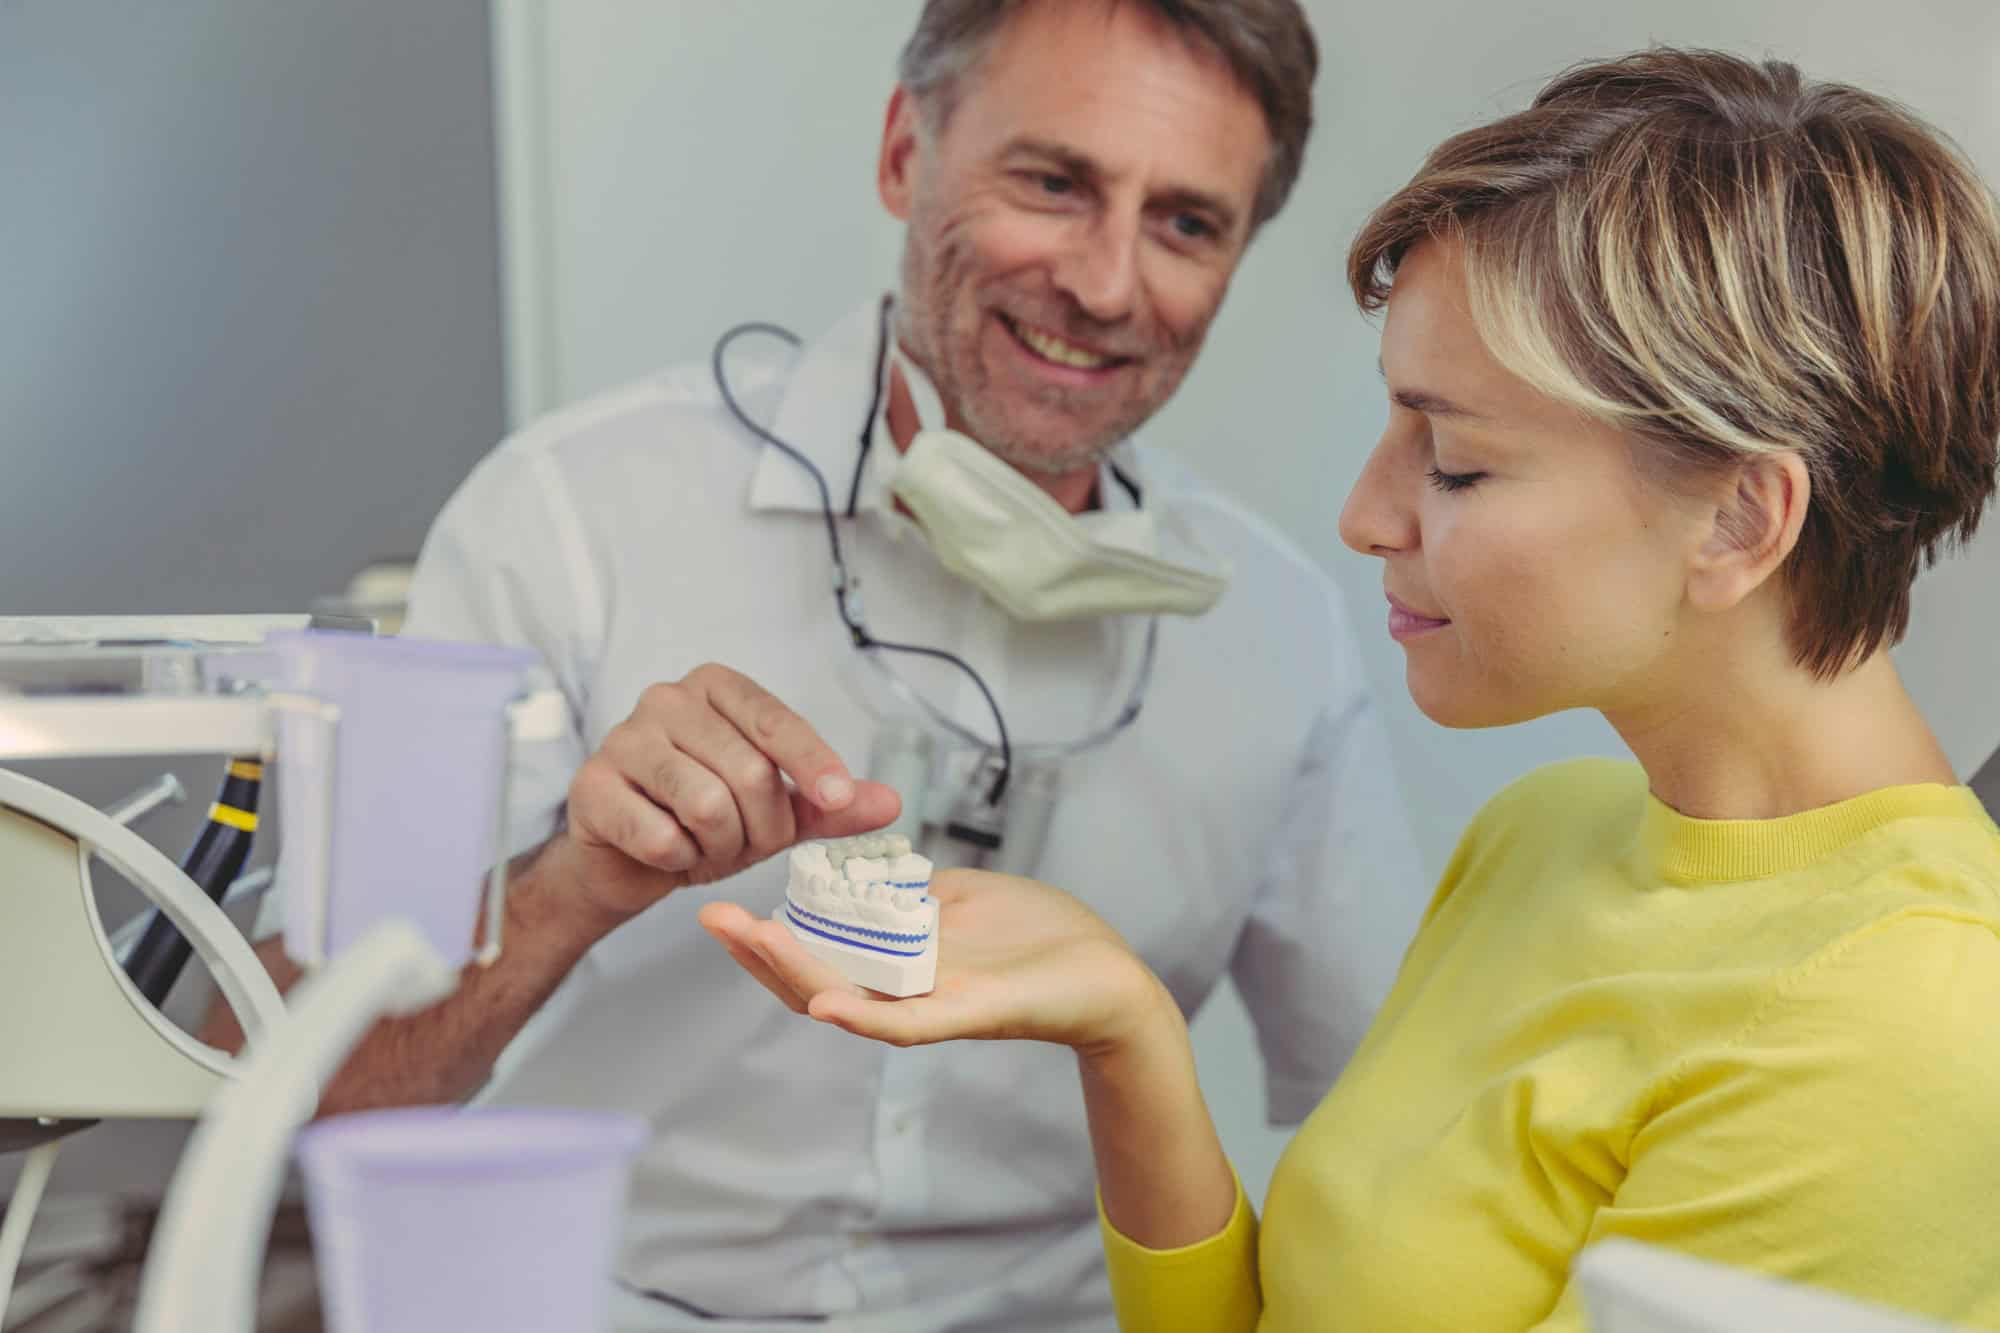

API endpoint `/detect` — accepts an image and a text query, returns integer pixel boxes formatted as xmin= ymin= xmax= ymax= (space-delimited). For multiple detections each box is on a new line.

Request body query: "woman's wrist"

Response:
xmin=1075 ymin=962 xmax=1237 ymax=1248
xmin=1077 ymin=956 xmax=1188 ymax=1068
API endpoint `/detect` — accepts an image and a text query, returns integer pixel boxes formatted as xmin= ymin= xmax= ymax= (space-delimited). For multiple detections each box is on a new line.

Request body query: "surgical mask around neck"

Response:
xmin=883 ymin=349 xmax=1228 ymax=622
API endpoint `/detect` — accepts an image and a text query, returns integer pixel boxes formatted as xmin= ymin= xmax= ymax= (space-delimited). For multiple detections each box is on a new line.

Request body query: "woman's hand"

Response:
xmin=698 ymin=868 xmax=1175 ymax=1056
xmin=707 ymin=867 xmax=1240 ymax=1256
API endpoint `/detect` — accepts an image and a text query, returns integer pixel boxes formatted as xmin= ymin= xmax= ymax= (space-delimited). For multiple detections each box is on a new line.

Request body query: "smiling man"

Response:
xmin=883 ymin=0 xmax=1273 ymax=496
xmin=216 ymin=3 xmax=1424 ymax=1330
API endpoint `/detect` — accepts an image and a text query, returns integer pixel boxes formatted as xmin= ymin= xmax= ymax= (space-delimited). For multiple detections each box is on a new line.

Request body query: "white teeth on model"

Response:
xmin=789 ymin=837 xmax=934 ymax=931
xmin=1016 ymin=324 xmax=1113 ymax=370
xmin=825 ymin=833 xmax=911 ymax=866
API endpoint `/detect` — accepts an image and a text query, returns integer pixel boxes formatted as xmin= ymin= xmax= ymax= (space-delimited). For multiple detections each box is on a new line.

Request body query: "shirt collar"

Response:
xmin=745 ymin=299 xmax=884 ymax=515
xmin=745 ymin=296 xmax=1148 ymax=518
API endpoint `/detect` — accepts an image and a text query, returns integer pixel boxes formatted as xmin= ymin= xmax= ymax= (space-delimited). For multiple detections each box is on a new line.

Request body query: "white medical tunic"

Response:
xmin=398 ymin=300 xmax=1424 ymax=1331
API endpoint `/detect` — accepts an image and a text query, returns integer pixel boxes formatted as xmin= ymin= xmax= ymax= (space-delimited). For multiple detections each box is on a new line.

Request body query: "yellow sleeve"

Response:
xmin=1099 ymin=1174 xmax=1261 ymax=1332
xmin=1530 ymin=912 xmax=2000 ymax=1331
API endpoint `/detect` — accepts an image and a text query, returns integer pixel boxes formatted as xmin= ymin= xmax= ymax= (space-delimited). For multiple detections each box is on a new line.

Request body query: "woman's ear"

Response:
xmin=1686 ymin=452 xmax=1812 ymax=613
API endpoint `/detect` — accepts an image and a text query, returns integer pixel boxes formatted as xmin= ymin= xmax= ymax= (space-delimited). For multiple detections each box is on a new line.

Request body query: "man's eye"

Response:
xmin=1037 ymin=173 xmax=1074 ymax=196
xmin=1172 ymin=214 xmax=1216 ymax=240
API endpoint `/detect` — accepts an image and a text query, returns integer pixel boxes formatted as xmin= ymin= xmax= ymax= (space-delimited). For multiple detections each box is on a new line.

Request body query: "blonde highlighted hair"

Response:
xmin=1350 ymin=49 xmax=2000 ymax=677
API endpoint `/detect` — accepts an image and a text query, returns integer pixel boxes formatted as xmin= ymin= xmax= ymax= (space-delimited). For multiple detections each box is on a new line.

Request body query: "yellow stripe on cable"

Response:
xmin=208 ymin=803 xmax=259 ymax=832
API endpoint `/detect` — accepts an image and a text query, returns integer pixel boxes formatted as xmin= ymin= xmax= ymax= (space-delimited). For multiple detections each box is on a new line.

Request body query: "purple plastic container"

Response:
xmin=297 ymin=1107 xmax=646 ymax=1333
xmin=267 ymin=630 xmax=536 ymax=967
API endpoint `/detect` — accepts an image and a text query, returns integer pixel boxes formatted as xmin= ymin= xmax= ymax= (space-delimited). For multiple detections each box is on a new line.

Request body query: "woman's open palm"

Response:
xmin=699 ymin=868 xmax=1158 ymax=1054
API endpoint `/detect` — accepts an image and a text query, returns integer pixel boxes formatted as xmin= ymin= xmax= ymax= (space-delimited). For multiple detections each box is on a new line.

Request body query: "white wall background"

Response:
xmin=493 ymin=0 xmax=2000 ymax=1204
xmin=0 ymin=0 xmax=505 ymax=1208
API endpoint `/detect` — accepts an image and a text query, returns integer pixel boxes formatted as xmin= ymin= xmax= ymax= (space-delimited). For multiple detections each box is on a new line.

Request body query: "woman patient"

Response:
xmin=704 ymin=48 xmax=2000 ymax=1330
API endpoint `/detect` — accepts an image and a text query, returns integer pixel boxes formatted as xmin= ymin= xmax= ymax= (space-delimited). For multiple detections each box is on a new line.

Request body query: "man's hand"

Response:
xmin=553 ymin=663 xmax=900 ymax=924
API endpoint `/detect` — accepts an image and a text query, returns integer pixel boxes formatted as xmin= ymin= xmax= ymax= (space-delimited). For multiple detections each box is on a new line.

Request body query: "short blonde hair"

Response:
xmin=1349 ymin=49 xmax=2000 ymax=677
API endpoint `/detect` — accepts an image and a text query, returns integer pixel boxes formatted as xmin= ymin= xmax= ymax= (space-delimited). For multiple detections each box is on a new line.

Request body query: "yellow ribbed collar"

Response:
xmin=1637 ymin=782 xmax=1995 ymax=885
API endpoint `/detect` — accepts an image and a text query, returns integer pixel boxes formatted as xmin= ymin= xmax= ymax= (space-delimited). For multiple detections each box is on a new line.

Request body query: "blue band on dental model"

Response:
xmin=785 ymin=906 xmax=930 ymax=958
xmin=785 ymin=897 xmax=931 ymax=945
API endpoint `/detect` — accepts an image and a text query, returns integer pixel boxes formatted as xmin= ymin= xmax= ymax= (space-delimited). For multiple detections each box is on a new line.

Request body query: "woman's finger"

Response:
xmin=697 ymin=903 xmax=807 ymax=1012
xmin=806 ymin=987 xmax=987 ymax=1047
xmin=743 ymin=918 xmax=869 ymax=1004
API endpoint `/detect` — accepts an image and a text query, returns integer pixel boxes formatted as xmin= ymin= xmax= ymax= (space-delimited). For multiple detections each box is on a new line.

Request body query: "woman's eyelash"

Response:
xmin=1426 ymin=467 xmax=1486 ymax=493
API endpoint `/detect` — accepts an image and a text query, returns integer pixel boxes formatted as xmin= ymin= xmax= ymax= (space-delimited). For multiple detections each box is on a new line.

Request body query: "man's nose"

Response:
xmin=1051 ymin=213 xmax=1140 ymax=326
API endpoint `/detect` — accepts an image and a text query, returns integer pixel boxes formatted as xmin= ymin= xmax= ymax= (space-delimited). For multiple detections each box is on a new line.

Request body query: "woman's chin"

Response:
xmin=1406 ymin=665 xmax=1549 ymax=730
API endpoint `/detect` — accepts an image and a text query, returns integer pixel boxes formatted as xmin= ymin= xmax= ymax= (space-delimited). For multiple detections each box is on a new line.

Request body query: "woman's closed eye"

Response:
xmin=1426 ymin=466 xmax=1487 ymax=493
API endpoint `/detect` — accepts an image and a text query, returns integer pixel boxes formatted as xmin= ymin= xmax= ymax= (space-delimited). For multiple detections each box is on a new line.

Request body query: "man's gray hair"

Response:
xmin=898 ymin=0 xmax=1319 ymax=227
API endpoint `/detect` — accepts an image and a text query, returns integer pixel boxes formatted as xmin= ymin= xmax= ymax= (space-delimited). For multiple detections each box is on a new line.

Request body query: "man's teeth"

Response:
xmin=1016 ymin=323 xmax=1114 ymax=370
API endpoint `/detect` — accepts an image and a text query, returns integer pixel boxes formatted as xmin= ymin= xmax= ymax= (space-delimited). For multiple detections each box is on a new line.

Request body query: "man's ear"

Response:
xmin=1686 ymin=451 xmax=1812 ymax=614
xmin=878 ymin=86 xmax=923 ymax=222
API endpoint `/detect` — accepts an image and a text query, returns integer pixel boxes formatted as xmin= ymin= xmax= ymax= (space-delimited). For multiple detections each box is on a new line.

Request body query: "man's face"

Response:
xmin=880 ymin=0 xmax=1271 ymax=476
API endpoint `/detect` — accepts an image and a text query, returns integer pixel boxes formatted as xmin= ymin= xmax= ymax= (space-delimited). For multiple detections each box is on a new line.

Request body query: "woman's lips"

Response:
xmin=1386 ymin=592 xmax=1450 ymax=640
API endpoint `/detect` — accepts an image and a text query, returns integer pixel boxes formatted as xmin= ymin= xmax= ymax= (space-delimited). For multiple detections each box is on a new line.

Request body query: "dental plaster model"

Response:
xmin=777 ymin=834 xmax=938 ymax=997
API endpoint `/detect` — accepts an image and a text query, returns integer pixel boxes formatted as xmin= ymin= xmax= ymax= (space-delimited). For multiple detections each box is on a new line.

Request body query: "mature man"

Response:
xmin=213 ymin=2 xmax=1422 ymax=1328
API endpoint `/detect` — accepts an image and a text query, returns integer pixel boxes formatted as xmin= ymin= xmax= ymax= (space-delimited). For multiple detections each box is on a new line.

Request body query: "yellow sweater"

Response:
xmin=1104 ymin=760 xmax=2000 ymax=1330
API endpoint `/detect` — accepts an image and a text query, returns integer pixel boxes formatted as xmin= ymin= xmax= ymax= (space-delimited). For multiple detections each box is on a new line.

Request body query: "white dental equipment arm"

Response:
xmin=132 ymin=920 xmax=459 ymax=1333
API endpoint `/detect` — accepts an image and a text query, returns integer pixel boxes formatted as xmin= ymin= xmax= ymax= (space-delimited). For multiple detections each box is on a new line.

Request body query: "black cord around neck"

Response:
xmin=711 ymin=303 xmax=1013 ymax=804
